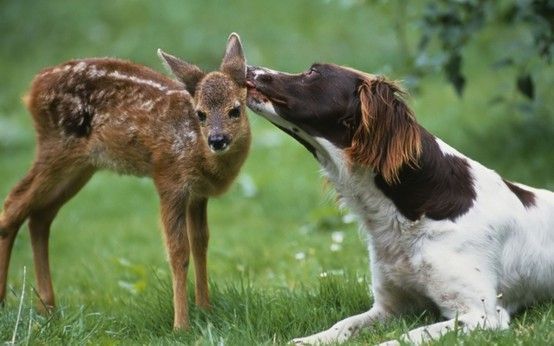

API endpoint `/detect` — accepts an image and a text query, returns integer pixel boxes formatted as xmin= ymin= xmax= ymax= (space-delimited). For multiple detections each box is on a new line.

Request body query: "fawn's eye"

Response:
xmin=228 ymin=106 xmax=241 ymax=118
xmin=196 ymin=110 xmax=207 ymax=122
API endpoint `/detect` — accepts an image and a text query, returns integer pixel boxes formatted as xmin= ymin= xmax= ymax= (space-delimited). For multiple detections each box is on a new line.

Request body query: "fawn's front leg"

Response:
xmin=187 ymin=197 xmax=210 ymax=309
xmin=157 ymin=184 xmax=191 ymax=330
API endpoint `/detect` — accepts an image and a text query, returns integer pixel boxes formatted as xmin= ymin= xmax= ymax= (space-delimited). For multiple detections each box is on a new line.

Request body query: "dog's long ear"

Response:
xmin=220 ymin=33 xmax=246 ymax=86
xmin=158 ymin=49 xmax=205 ymax=95
xmin=346 ymin=75 xmax=421 ymax=184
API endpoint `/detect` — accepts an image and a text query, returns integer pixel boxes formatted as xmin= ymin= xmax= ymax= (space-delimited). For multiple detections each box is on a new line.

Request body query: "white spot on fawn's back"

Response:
xmin=73 ymin=61 xmax=87 ymax=73
xmin=86 ymin=65 xmax=106 ymax=78
xmin=107 ymin=71 xmax=168 ymax=91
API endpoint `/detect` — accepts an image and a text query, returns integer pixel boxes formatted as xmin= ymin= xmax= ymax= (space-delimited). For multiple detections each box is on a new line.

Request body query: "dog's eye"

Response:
xmin=196 ymin=110 xmax=207 ymax=122
xmin=229 ymin=106 xmax=241 ymax=118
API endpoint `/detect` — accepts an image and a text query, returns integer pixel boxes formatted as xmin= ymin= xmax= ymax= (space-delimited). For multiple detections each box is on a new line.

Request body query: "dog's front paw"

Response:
xmin=290 ymin=323 xmax=357 ymax=345
xmin=291 ymin=334 xmax=331 ymax=345
xmin=291 ymin=336 xmax=315 ymax=345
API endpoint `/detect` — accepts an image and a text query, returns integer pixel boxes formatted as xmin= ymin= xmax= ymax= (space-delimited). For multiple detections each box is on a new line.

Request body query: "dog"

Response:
xmin=245 ymin=63 xmax=554 ymax=345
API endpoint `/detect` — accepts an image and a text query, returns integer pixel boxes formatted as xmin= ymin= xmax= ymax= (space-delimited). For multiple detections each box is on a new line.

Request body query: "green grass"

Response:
xmin=1 ymin=0 xmax=553 ymax=344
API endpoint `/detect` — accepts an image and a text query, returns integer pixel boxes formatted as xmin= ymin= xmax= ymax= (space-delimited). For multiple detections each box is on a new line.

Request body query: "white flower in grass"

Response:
xmin=294 ymin=251 xmax=306 ymax=261
xmin=331 ymin=231 xmax=344 ymax=243
xmin=342 ymin=213 xmax=357 ymax=224
xmin=320 ymin=272 xmax=328 ymax=278
xmin=330 ymin=243 xmax=342 ymax=252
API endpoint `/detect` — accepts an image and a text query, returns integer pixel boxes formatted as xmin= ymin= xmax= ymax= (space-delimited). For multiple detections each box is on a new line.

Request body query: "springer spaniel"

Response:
xmin=246 ymin=63 xmax=554 ymax=345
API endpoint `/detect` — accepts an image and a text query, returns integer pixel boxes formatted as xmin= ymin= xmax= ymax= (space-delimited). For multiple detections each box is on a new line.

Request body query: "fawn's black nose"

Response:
xmin=208 ymin=133 xmax=230 ymax=152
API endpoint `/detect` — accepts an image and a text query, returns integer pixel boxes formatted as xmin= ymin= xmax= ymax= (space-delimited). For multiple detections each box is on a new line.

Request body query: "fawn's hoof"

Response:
xmin=36 ymin=301 xmax=56 ymax=315
xmin=197 ymin=302 xmax=212 ymax=310
xmin=173 ymin=323 xmax=190 ymax=331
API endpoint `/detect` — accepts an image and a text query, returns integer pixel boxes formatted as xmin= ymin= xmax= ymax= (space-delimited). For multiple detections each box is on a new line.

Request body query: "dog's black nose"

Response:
xmin=208 ymin=133 xmax=230 ymax=152
xmin=257 ymin=73 xmax=272 ymax=84
xmin=246 ymin=65 xmax=273 ymax=84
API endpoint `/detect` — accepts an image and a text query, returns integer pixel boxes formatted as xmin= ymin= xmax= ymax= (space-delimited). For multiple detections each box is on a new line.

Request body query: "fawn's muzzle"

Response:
xmin=208 ymin=133 xmax=230 ymax=152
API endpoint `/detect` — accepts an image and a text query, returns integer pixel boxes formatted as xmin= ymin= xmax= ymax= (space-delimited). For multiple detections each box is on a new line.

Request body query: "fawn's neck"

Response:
xmin=194 ymin=134 xmax=251 ymax=197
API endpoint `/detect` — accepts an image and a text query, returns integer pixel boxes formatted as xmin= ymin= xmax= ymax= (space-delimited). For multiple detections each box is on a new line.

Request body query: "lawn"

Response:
xmin=0 ymin=1 xmax=553 ymax=345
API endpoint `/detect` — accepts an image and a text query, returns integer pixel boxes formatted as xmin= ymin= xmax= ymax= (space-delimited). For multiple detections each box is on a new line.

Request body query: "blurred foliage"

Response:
xmin=418 ymin=0 xmax=489 ymax=95
xmin=364 ymin=0 xmax=553 ymax=104
xmin=417 ymin=0 xmax=552 ymax=98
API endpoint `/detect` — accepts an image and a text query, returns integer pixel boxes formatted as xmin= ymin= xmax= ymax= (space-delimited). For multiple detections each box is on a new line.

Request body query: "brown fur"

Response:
xmin=0 ymin=33 xmax=250 ymax=330
xmin=346 ymin=75 xmax=421 ymax=184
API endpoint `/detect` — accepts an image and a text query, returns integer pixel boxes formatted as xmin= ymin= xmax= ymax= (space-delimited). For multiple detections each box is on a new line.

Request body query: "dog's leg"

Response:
xmin=378 ymin=307 xmax=510 ymax=346
xmin=291 ymin=265 xmax=415 ymax=345
xmin=380 ymin=245 xmax=511 ymax=345
xmin=186 ymin=197 xmax=210 ymax=309
xmin=292 ymin=304 xmax=392 ymax=345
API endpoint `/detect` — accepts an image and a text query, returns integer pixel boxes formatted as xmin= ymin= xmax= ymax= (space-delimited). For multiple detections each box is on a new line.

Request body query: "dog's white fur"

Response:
xmin=248 ymin=70 xmax=554 ymax=345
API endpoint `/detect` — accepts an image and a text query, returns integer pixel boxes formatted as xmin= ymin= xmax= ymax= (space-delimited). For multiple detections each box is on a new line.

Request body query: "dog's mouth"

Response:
xmin=246 ymin=80 xmax=269 ymax=104
xmin=246 ymin=80 xmax=288 ymax=108
xmin=246 ymin=80 xmax=318 ymax=158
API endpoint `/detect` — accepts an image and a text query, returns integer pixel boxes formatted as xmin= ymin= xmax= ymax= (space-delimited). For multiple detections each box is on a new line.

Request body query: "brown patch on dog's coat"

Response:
xmin=503 ymin=179 xmax=536 ymax=208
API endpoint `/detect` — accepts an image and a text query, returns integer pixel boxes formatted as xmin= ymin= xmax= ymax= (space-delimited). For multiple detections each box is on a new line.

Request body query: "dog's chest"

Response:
xmin=317 ymin=143 xmax=433 ymax=288
xmin=323 ymin=163 xmax=435 ymax=293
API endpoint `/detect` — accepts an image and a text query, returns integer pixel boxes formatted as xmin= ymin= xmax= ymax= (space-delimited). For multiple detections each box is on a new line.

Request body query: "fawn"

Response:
xmin=0 ymin=33 xmax=250 ymax=330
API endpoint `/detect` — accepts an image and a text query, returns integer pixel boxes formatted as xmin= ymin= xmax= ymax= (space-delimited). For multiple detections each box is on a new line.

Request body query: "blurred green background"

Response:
xmin=0 ymin=0 xmax=552 ymax=344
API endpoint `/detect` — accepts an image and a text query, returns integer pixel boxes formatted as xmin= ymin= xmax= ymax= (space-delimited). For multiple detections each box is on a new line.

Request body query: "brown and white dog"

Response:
xmin=246 ymin=63 xmax=554 ymax=345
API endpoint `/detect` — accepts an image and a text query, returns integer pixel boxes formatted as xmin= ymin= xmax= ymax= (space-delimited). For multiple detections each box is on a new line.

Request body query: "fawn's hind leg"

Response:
xmin=0 ymin=145 xmax=92 ymax=307
xmin=187 ymin=197 xmax=210 ymax=309
xmin=0 ymin=166 xmax=42 ymax=305
xmin=28 ymin=168 xmax=94 ymax=313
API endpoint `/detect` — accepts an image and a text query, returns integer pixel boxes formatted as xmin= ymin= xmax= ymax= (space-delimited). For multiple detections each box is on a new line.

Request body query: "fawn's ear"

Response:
xmin=220 ymin=33 xmax=246 ymax=86
xmin=157 ymin=49 xmax=205 ymax=95
xmin=346 ymin=75 xmax=422 ymax=184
